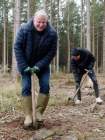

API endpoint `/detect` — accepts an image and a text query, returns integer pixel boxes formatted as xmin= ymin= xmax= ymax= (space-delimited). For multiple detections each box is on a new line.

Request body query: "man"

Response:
xmin=71 ymin=48 xmax=103 ymax=105
xmin=14 ymin=10 xmax=57 ymax=128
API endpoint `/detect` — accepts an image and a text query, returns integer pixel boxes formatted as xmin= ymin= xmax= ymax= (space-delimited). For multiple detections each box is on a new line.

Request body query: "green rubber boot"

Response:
xmin=36 ymin=93 xmax=49 ymax=122
xmin=22 ymin=96 xmax=32 ymax=128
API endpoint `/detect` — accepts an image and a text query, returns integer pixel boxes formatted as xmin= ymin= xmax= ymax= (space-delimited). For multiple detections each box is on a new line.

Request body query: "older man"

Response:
xmin=14 ymin=10 xmax=57 ymax=128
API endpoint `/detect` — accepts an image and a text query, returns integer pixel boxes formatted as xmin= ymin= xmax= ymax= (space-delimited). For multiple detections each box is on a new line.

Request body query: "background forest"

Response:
xmin=1 ymin=1 xmax=105 ymax=139
xmin=0 ymin=0 xmax=105 ymax=75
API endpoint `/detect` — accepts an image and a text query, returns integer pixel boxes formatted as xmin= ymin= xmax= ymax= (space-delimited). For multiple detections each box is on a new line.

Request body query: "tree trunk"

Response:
xmin=44 ymin=0 xmax=49 ymax=13
xmin=56 ymin=0 xmax=60 ymax=73
xmin=80 ymin=0 xmax=83 ymax=48
xmin=12 ymin=0 xmax=20 ymax=79
xmin=86 ymin=0 xmax=91 ymax=51
xmin=67 ymin=2 xmax=70 ymax=73
xmin=27 ymin=0 xmax=36 ymax=20
xmin=3 ymin=2 xmax=7 ymax=74
xmin=103 ymin=0 xmax=105 ymax=72
xmin=96 ymin=30 xmax=99 ymax=73
xmin=92 ymin=0 xmax=95 ymax=55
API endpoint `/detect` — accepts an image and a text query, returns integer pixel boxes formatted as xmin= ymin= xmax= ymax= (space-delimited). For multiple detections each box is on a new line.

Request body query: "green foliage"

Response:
xmin=91 ymin=0 xmax=104 ymax=27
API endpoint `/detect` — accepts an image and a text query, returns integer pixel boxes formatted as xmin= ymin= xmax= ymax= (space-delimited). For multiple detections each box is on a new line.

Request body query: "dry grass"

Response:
xmin=1 ymin=72 xmax=103 ymax=113
xmin=0 ymin=80 xmax=22 ymax=112
xmin=0 ymin=72 xmax=71 ymax=112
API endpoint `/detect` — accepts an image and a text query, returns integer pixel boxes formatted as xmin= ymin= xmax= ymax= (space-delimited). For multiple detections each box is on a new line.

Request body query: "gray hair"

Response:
xmin=34 ymin=10 xmax=48 ymax=20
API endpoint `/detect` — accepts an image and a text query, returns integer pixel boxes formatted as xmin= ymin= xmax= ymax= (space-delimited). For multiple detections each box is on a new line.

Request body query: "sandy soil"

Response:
xmin=0 ymin=74 xmax=105 ymax=140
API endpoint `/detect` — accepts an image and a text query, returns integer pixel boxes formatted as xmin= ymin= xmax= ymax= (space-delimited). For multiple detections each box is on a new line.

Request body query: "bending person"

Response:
xmin=71 ymin=48 xmax=103 ymax=105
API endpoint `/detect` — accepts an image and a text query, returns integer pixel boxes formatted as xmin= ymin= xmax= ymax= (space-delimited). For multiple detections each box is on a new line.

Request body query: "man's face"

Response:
xmin=33 ymin=15 xmax=47 ymax=32
xmin=71 ymin=55 xmax=80 ymax=61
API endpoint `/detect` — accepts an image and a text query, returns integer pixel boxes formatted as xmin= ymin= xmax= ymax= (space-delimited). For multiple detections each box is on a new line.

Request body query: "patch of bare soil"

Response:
xmin=0 ymin=74 xmax=105 ymax=140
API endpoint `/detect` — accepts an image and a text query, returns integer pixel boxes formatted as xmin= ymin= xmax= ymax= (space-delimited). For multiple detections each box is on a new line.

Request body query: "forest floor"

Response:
xmin=0 ymin=73 xmax=105 ymax=140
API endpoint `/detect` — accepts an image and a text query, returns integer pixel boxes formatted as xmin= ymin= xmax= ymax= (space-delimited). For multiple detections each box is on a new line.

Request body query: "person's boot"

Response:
xmin=22 ymin=96 xmax=32 ymax=128
xmin=36 ymin=93 xmax=49 ymax=123
xmin=96 ymin=97 xmax=103 ymax=104
xmin=94 ymin=83 xmax=103 ymax=104
xmin=75 ymin=99 xmax=82 ymax=105
xmin=75 ymin=87 xmax=82 ymax=105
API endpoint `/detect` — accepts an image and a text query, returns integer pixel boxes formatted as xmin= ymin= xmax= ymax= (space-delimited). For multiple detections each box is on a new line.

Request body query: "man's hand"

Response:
xmin=24 ymin=66 xmax=40 ymax=74
xmin=31 ymin=66 xmax=40 ymax=74
xmin=85 ymin=69 xmax=92 ymax=74
xmin=24 ymin=67 xmax=32 ymax=73
xmin=88 ymin=69 xmax=93 ymax=74
xmin=87 ymin=63 xmax=94 ymax=70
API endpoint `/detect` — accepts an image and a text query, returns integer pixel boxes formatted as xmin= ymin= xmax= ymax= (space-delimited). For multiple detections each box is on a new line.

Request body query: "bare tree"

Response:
xmin=12 ymin=0 xmax=20 ymax=78
xmin=80 ymin=0 xmax=84 ymax=48
xmin=67 ymin=1 xmax=70 ymax=73
xmin=56 ymin=0 xmax=60 ymax=73
xmin=103 ymin=0 xmax=105 ymax=72
xmin=92 ymin=0 xmax=95 ymax=55
xmin=43 ymin=0 xmax=48 ymax=12
xmin=86 ymin=0 xmax=91 ymax=50
xmin=3 ymin=1 xmax=8 ymax=74
xmin=27 ymin=0 xmax=36 ymax=20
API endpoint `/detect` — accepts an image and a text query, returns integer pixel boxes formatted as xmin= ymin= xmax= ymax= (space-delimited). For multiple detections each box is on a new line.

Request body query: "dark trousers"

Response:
xmin=74 ymin=69 xmax=99 ymax=100
xmin=21 ymin=68 xmax=50 ymax=96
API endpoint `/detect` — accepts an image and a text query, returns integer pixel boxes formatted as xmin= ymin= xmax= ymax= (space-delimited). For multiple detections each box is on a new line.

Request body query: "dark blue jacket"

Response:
xmin=71 ymin=48 xmax=96 ymax=73
xmin=14 ymin=19 xmax=57 ymax=74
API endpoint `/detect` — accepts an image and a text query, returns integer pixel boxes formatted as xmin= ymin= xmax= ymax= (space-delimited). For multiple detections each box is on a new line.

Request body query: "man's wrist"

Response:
xmin=34 ymin=66 xmax=40 ymax=70
xmin=24 ymin=66 xmax=31 ymax=72
xmin=31 ymin=66 xmax=40 ymax=73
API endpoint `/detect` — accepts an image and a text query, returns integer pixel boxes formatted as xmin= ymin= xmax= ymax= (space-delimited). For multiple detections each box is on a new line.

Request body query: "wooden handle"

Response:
xmin=32 ymin=74 xmax=36 ymax=126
